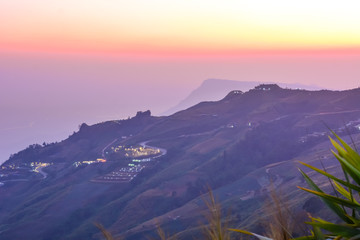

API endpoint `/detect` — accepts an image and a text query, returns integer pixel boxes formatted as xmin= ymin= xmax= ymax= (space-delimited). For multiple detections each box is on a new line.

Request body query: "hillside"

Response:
xmin=1 ymin=84 xmax=360 ymax=240
xmin=162 ymin=79 xmax=322 ymax=115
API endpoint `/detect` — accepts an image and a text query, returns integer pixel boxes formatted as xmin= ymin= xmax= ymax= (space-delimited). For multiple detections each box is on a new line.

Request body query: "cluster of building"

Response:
xmin=253 ymin=84 xmax=280 ymax=91
xmin=0 ymin=161 xmax=53 ymax=183
xmin=0 ymin=143 xmax=164 ymax=185
xmin=111 ymin=145 xmax=124 ymax=152
xmin=124 ymin=146 xmax=161 ymax=158
xmin=1 ymin=162 xmax=51 ymax=171
xmin=93 ymin=164 xmax=145 ymax=183
xmin=91 ymin=142 xmax=164 ymax=183
xmin=132 ymin=158 xmax=151 ymax=163
xmin=345 ymin=119 xmax=360 ymax=131
xmin=1 ymin=164 xmax=17 ymax=170
xmin=299 ymin=119 xmax=360 ymax=143
xmin=31 ymin=162 xmax=52 ymax=172
xmin=94 ymin=157 xmax=154 ymax=183
xmin=110 ymin=144 xmax=161 ymax=158
xmin=73 ymin=158 xmax=107 ymax=168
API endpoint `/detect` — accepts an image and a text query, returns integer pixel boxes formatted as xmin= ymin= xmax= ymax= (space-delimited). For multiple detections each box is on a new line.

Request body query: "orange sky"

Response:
xmin=1 ymin=0 xmax=360 ymax=56
xmin=1 ymin=0 xmax=360 ymax=163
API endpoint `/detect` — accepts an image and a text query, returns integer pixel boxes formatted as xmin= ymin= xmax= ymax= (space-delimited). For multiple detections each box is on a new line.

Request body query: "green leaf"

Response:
xmin=291 ymin=236 xmax=317 ymax=240
xmin=332 ymin=151 xmax=360 ymax=186
xmin=228 ymin=229 xmax=273 ymax=240
xmin=312 ymin=225 xmax=325 ymax=240
xmin=341 ymin=163 xmax=356 ymax=217
xmin=330 ymin=137 xmax=360 ymax=177
xmin=299 ymin=162 xmax=360 ymax=192
xmin=349 ymin=234 xmax=360 ymax=240
xmin=299 ymin=187 xmax=360 ymax=209
xmin=333 ymin=181 xmax=359 ymax=204
xmin=307 ymin=219 xmax=360 ymax=238
xmin=298 ymin=169 xmax=352 ymax=223
xmin=346 ymin=215 xmax=360 ymax=227
xmin=332 ymin=133 xmax=360 ymax=166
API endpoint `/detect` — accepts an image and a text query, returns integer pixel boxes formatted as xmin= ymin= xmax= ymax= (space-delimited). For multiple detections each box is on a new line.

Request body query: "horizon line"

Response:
xmin=2 ymin=46 xmax=360 ymax=60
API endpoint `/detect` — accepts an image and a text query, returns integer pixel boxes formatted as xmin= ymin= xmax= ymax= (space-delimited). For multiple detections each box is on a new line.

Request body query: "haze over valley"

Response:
xmin=2 ymin=54 xmax=360 ymax=165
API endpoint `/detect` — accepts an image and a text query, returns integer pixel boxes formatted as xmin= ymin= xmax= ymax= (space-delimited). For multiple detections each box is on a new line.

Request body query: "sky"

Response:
xmin=1 ymin=0 xmax=360 ymax=163
xmin=2 ymin=0 xmax=360 ymax=54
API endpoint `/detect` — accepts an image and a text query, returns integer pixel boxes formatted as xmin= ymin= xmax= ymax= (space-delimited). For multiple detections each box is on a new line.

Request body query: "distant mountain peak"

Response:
xmin=253 ymin=84 xmax=281 ymax=91
xmin=162 ymin=79 xmax=322 ymax=116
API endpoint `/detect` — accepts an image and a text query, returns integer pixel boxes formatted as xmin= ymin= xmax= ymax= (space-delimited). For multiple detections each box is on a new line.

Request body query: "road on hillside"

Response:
xmin=139 ymin=141 xmax=167 ymax=157
xmin=102 ymin=138 xmax=118 ymax=158
xmin=37 ymin=166 xmax=48 ymax=179
xmin=306 ymin=109 xmax=360 ymax=117
xmin=0 ymin=179 xmax=29 ymax=187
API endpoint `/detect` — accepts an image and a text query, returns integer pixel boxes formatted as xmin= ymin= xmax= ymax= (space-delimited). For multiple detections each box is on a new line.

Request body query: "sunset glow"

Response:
xmin=1 ymin=0 xmax=360 ymax=56
xmin=2 ymin=0 xmax=360 ymax=165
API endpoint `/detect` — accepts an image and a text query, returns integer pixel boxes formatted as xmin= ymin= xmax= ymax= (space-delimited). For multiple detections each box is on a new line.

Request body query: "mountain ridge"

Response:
xmin=1 ymin=84 xmax=360 ymax=239
xmin=162 ymin=79 xmax=323 ymax=115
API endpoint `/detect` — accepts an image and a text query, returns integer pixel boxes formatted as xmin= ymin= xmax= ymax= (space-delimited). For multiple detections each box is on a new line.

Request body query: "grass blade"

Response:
xmin=299 ymin=162 xmax=360 ymax=192
xmin=298 ymin=187 xmax=360 ymax=209
xmin=298 ymin=169 xmax=352 ymax=223
xmin=332 ymin=151 xmax=360 ymax=185
xmin=228 ymin=229 xmax=273 ymax=240
xmin=307 ymin=220 xmax=360 ymax=238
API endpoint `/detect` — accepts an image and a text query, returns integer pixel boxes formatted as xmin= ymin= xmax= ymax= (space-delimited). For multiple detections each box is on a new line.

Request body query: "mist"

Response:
xmin=1 ymin=51 xmax=360 ymax=164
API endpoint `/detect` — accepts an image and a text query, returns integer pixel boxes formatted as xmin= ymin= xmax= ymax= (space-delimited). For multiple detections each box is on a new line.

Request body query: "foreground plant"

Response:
xmin=95 ymin=223 xmax=117 ymax=240
xmin=203 ymin=189 xmax=231 ymax=240
xmin=297 ymin=133 xmax=360 ymax=239
xmin=229 ymin=190 xmax=294 ymax=240
xmin=95 ymin=221 xmax=177 ymax=240
xmin=231 ymin=133 xmax=360 ymax=239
